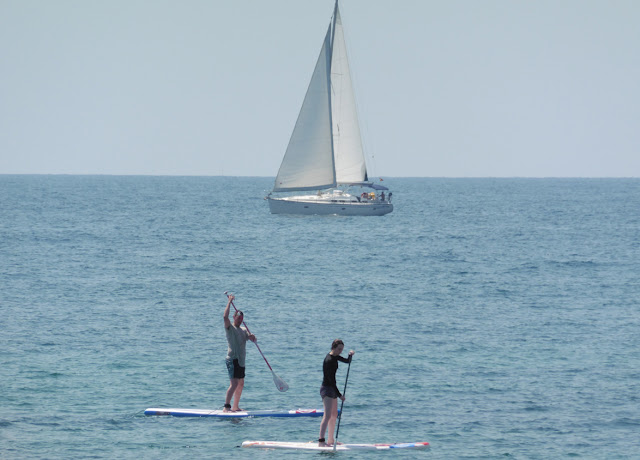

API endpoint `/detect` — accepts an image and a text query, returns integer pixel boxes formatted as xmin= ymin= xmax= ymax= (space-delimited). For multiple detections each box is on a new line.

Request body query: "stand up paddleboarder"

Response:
xmin=223 ymin=295 xmax=256 ymax=412
xmin=318 ymin=339 xmax=354 ymax=446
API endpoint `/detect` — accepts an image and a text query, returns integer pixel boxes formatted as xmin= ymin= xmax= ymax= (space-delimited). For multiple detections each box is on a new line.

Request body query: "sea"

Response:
xmin=1 ymin=175 xmax=639 ymax=459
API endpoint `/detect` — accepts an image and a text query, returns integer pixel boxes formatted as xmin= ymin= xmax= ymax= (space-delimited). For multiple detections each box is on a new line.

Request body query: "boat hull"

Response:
xmin=267 ymin=196 xmax=393 ymax=216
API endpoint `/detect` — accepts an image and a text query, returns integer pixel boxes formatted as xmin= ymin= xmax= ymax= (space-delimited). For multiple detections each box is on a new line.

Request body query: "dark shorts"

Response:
xmin=226 ymin=358 xmax=245 ymax=379
xmin=320 ymin=385 xmax=338 ymax=399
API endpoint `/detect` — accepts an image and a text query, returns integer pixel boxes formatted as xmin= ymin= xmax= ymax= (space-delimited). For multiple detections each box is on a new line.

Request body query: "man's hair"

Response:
xmin=331 ymin=339 xmax=344 ymax=350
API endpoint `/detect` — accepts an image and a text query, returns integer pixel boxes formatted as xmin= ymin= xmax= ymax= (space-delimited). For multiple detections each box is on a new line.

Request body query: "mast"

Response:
xmin=327 ymin=0 xmax=339 ymax=187
xmin=331 ymin=0 xmax=339 ymax=45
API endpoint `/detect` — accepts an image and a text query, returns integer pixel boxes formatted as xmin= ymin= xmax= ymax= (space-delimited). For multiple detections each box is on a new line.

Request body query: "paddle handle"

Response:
xmin=225 ymin=292 xmax=274 ymax=372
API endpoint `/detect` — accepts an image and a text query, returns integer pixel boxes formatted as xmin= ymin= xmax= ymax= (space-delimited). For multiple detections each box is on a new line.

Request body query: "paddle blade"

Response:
xmin=272 ymin=371 xmax=289 ymax=392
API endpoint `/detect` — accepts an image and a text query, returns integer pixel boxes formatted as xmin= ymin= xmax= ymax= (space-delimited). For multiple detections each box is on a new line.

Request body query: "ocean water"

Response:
xmin=1 ymin=175 xmax=639 ymax=459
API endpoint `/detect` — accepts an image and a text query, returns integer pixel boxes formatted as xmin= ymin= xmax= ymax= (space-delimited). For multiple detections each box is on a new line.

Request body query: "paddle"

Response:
xmin=333 ymin=354 xmax=353 ymax=452
xmin=224 ymin=292 xmax=289 ymax=392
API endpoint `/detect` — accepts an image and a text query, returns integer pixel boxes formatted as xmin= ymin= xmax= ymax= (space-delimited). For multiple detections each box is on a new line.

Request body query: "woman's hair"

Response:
xmin=331 ymin=339 xmax=344 ymax=350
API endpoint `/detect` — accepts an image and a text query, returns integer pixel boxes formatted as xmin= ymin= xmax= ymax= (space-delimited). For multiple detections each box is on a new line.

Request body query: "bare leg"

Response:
xmin=231 ymin=378 xmax=244 ymax=411
xmin=224 ymin=378 xmax=239 ymax=412
xmin=318 ymin=396 xmax=335 ymax=443
xmin=326 ymin=397 xmax=338 ymax=445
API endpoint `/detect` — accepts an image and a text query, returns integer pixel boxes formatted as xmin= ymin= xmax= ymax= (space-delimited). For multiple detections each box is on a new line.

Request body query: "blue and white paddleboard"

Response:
xmin=144 ymin=408 xmax=324 ymax=418
xmin=241 ymin=440 xmax=430 ymax=451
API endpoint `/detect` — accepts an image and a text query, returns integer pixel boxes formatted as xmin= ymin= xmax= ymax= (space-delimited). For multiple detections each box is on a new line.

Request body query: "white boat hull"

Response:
xmin=267 ymin=196 xmax=392 ymax=216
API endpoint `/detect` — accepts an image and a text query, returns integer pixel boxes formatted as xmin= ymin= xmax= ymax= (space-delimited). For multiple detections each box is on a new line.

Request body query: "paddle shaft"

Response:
xmin=333 ymin=356 xmax=352 ymax=451
xmin=226 ymin=294 xmax=274 ymax=372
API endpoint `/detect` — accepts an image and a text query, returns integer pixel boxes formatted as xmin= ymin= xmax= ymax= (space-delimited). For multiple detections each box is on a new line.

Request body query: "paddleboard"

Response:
xmin=144 ymin=408 xmax=324 ymax=418
xmin=241 ymin=440 xmax=430 ymax=451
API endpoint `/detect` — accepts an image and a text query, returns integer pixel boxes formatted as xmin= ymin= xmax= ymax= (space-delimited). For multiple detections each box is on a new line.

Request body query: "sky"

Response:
xmin=1 ymin=0 xmax=639 ymax=177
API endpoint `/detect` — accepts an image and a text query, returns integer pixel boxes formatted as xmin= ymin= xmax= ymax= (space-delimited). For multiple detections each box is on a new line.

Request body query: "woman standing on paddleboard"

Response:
xmin=318 ymin=339 xmax=354 ymax=446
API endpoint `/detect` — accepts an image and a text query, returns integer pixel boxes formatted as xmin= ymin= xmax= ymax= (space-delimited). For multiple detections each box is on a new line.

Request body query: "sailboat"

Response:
xmin=266 ymin=0 xmax=393 ymax=216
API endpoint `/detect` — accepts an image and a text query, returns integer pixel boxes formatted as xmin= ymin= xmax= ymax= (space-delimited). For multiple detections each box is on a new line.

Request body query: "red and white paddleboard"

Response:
xmin=241 ymin=440 xmax=430 ymax=451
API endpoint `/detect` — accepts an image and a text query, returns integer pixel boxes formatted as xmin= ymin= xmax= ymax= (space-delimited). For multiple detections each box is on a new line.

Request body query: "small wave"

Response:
xmin=524 ymin=403 xmax=550 ymax=412
xmin=611 ymin=417 xmax=640 ymax=427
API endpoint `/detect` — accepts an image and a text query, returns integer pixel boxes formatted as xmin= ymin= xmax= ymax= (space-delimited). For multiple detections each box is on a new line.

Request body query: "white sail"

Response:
xmin=330 ymin=6 xmax=367 ymax=184
xmin=273 ymin=26 xmax=335 ymax=192
xmin=267 ymin=1 xmax=393 ymax=216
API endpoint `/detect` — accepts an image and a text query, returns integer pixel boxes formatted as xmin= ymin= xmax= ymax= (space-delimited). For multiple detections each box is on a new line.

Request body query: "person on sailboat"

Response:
xmin=223 ymin=295 xmax=256 ymax=412
xmin=318 ymin=339 xmax=354 ymax=446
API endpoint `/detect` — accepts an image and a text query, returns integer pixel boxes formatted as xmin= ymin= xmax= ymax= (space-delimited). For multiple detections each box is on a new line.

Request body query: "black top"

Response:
xmin=322 ymin=353 xmax=351 ymax=397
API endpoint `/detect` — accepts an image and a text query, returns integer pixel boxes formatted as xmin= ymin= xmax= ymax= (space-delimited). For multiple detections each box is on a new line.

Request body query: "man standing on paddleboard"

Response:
xmin=223 ymin=295 xmax=256 ymax=412
xmin=318 ymin=339 xmax=354 ymax=446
